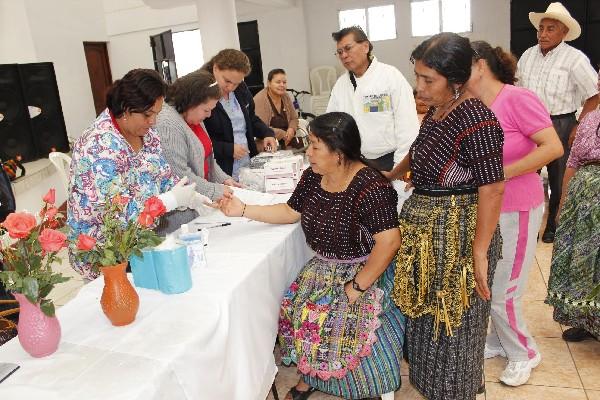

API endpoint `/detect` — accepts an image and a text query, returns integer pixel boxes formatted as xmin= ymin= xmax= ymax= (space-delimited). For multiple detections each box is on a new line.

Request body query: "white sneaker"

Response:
xmin=484 ymin=343 xmax=506 ymax=359
xmin=499 ymin=352 xmax=542 ymax=386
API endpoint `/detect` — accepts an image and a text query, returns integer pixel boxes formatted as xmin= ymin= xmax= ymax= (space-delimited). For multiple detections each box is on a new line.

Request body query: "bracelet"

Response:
xmin=351 ymin=277 xmax=367 ymax=293
xmin=241 ymin=202 xmax=247 ymax=217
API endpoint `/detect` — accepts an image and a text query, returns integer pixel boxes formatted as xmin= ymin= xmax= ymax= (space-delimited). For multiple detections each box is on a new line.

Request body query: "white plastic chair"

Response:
xmin=309 ymin=66 xmax=337 ymax=96
xmin=48 ymin=152 xmax=71 ymax=191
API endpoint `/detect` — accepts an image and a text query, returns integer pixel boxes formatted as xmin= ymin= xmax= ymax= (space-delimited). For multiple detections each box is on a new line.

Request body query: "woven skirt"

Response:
xmin=392 ymin=192 xmax=501 ymax=400
xmin=546 ymin=164 xmax=600 ymax=336
xmin=279 ymin=256 xmax=406 ymax=399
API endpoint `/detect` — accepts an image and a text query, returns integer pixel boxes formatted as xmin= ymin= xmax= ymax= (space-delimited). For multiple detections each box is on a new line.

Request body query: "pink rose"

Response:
xmin=38 ymin=228 xmax=67 ymax=252
xmin=2 ymin=212 xmax=37 ymax=239
xmin=143 ymin=197 xmax=166 ymax=218
xmin=43 ymin=188 xmax=56 ymax=204
xmin=138 ymin=211 xmax=154 ymax=227
xmin=76 ymin=234 xmax=96 ymax=251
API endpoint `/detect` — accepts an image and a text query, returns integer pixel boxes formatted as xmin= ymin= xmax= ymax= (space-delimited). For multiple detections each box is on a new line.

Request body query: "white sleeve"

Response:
xmin=326 ymin=77 xmax=343 ymax=112
xmin=391 ymin=71 xmax=420 ymax=164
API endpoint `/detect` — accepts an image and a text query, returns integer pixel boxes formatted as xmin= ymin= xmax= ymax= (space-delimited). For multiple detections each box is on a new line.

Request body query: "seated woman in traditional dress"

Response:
xmin=468 ymin=41 xmax=563 ymax=387
xmin=155 ymin=70 xmax=240 ymax=234
xmin=386 ymin=33 xmax=505 ymax=400
xmin=67 ymin=69 xmax=197 ymax=280
xmin=218 ymin=112 xmax=405 ymax=400
xmin=546 ymin=94 xmax=600 ymax=342
xmin=254 ymin=68 xmax=299 ymax=150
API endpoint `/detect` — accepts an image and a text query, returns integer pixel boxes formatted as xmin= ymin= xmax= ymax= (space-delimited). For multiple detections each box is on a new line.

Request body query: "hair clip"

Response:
xmin=209 ymin=81 xmax=218 ymax=87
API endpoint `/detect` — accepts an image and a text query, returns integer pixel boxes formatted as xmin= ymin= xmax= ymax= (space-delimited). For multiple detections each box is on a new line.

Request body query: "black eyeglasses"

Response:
xmin=334 ymin=42 xmax=358 ymax=57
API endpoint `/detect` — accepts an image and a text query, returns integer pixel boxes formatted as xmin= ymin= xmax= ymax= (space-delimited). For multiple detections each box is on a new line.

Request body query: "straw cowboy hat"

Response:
xmin=529 ymin=2 xmax=581 ymax=41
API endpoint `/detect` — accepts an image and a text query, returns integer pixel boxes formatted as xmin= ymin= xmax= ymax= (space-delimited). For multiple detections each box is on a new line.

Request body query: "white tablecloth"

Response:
xmin=0 ymin=189 xmax=312 ymax=400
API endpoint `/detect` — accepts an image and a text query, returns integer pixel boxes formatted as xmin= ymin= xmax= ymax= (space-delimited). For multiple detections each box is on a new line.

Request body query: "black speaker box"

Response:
xmin=0 ymin=62 xmax=69 ymax=162
xmin=0 ymin=64 xmax=37 ymax=161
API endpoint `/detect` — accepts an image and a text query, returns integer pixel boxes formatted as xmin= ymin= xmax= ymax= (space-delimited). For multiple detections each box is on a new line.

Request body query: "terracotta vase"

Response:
xmin=13 ymin=292 xmax=61 ymax=357
xmin=100 ymin=262 xmax=140 ymax=326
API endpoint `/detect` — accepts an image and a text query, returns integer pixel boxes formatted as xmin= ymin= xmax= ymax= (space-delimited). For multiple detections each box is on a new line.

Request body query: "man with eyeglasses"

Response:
xmin=326 ymin=26 xmax=419 ymax=175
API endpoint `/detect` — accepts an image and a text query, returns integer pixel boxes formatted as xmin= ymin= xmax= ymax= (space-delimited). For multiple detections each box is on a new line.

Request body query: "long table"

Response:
xmin=0 ymin=189 xmax=312 ymax=399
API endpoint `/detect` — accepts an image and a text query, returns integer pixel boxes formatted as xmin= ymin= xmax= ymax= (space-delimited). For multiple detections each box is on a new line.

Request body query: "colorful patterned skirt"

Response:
xmin=546 ymin=164 xmax=600 ymax=336
xmin=278 ymin=256 xmax=406 ymax=399
xmin=392 ymin=191 xmax=501 ymax=400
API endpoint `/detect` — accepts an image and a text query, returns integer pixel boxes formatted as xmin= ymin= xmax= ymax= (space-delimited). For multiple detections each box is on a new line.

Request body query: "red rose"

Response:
xmin=38 ymin=228 xmax=67 ymax=253
xmin=2 ymin=212 xmax=37 ymax=239
xmin=76 ymin=234 xmax=96 ymax=251
xmin=143 ymin=197 xmax=166 ymax=218
xmin=138 ymin=211 xmax=154 ymax=227
xmin=43 ymin=188 xmax=56 ymax=204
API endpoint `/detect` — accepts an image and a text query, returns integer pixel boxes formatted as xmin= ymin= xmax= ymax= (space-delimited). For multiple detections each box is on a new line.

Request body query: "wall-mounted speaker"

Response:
xmin=0 ymin=62 xmax=69 ymax=162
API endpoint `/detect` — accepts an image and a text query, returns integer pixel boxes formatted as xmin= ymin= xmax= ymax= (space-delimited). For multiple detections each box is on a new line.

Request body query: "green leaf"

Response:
xmin=22 ymin=276 xmax=39 ymax=301
xmin=40 ymin=300 xmax=56 ymax=317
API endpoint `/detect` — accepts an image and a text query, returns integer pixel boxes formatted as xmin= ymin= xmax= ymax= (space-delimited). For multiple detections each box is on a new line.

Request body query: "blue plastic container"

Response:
xmin=153 ymin=245 xmax=192 ymax=294
xmin=130 ymin=249 xmax=159 ymax=290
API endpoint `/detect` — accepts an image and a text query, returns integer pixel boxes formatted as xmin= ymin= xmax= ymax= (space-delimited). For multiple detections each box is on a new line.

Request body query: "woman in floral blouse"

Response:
xmin=67 ymin=69 xmax=197 ymax=280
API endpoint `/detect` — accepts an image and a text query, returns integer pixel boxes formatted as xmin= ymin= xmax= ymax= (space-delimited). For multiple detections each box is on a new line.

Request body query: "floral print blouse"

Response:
xmin=67 ymin=109 xmax=177 ymax=280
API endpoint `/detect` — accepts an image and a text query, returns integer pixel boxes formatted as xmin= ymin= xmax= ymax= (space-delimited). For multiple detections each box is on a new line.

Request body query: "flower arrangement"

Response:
xmin=0 ymin=189 xmax=70 ymax=317
xmin=74 ymin=195 xmax=166 ymax=269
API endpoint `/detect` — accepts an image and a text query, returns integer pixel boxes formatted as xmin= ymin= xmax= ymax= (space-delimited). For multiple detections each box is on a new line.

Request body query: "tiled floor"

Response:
xmin=48 ymin=228 xmax=600 ymax=400
xmin=266 ymin=241 xmax=600 ymax=400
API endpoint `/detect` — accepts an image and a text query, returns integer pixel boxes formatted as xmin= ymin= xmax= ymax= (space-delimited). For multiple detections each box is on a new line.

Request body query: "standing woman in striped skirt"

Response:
xmin=385 ymin=32 xmax=505 ymax=400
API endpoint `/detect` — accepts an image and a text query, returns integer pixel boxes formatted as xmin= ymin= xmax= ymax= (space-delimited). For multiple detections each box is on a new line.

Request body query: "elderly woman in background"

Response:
xmin=67 ymin=69 xmax=197 ymax=280
xmin=219 ymin=112 xmax=405 ymax=400
xmin=155 ymin=70 xmax=240 ymax=234
xmin=468 ymin=41 xmax=563 ymax=387
xmin=546 ymin=73 xmax=600 ymax=343
xmin=202 ymin=49 xmax=277 ymax=179
xmin=254 ymin=68 xmax=299 ymax=150
xmin=386 ymin=33 xmax=505 ymax=399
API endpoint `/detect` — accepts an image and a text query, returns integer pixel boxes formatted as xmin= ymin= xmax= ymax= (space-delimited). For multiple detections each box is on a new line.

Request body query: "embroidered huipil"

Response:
xmin=67 ymin=109 xmax=177 ymax=280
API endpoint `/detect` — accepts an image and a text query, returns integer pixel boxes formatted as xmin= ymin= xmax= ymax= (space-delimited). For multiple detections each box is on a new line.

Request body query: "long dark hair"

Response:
xmin=106 ymin=69 xmax=167 ymax=117
xmin=308 ymin=112 xmax=379 ymax=170
xmin=411 ymin=32 xmax=474 ymax=85
xmin=167 ymin=70 xmax=221 ymax=113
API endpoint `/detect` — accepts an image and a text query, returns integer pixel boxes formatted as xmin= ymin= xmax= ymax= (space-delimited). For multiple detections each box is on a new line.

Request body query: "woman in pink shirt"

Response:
xmin=468 ymin=41 xmax=563 ymax=387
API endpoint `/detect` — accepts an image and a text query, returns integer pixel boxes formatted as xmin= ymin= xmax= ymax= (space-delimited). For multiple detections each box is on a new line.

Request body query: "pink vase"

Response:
xmin=13 ymin=293 xmax=61 ymax=358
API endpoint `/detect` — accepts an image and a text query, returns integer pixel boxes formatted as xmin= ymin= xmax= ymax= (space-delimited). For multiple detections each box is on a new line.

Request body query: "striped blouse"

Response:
xmin=409 ymin=98 xmax=504 ymax=188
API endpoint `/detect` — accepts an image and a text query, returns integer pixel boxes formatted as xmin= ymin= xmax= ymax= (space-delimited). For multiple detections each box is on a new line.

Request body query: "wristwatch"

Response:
xmin=351 ymin=277 xmax=367 ymax=293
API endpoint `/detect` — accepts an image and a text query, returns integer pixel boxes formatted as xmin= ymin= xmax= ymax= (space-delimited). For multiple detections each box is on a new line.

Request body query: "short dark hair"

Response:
xmin=308 ymin=112 xmax=363 ymax=165
xmin=332 ymin=26 xmax=373 ymax=60
xmin=106 ymin=69 xmax=167 ymax=117
xmin=167 ymin=70 xmax=221 ymax=113
xmin=202 ymin=49 xmax=251 ymax=76
xmin=267 ymin=68 xmax=286 ymax=82
xmin=471 ymin=41 xmax=518 ymax=85
xmin=411 ymin=32 xmax=474 ymax=85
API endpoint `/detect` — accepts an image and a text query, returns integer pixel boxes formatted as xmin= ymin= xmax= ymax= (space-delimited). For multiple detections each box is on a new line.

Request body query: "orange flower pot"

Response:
xmin=100 ymin=262 xmax=139 ymax=326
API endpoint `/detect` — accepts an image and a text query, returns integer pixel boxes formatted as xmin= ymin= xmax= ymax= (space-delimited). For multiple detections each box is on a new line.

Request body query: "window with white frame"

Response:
xmin=338 ymin=4 xmax=397 ymax=41
xmin=410 ymin=0 xmax=471 ymax=37
xmin=172 ymin=29 xmax=204 ymax=77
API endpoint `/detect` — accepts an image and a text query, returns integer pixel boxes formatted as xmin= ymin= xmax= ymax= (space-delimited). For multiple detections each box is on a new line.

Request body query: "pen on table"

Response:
xmin=197 ymin=222 xmax=231 ymax=230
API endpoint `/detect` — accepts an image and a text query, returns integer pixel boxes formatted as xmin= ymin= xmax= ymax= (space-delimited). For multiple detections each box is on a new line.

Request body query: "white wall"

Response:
xmin=0 ymin=0 xmax=37 ymax=64
xmin=237 ymin=2 xmax=311 ymax=93
xmin=302 ymin=0 xmax=511 ymax=85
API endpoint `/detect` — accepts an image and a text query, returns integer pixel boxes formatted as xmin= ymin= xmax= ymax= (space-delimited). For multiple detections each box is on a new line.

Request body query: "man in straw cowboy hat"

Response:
xmin=517 ymin=2 xmax=599 ymax=244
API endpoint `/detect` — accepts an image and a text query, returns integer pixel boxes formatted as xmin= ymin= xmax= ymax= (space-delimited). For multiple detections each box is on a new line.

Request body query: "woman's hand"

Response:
xmin=233 ymin=144 xmax=249 ymax=160
xmin=223 ymin=178 xmax=243 ymax=188
xmin=285 ymin=128 xmax=295 ymax=145
xmin=473 ymin=253 xmax=490 ymax=301
xmin=218 ymin=195 xmax=244 ymax=217
xmin=263 ymin=136 xmax=278 ymax=152
xmin=343 ymin=282 xmax=362 ymax=305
